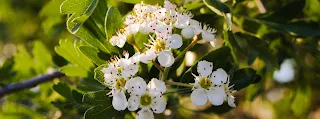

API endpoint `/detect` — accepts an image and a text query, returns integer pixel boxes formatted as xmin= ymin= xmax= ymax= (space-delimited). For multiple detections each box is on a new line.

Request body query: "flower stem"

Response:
xmin=161 ymin=67 xmax=170 ymax=81
xmin=132 ymin=43 xmax=164 ymax=72
xmin=174 ymin=35 xmax=199 ymax=62
xmin=167 ymin=80 xmax=193 ymax=88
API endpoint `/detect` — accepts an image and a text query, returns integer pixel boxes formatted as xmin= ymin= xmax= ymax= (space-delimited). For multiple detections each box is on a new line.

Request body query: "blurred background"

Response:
xmin=0 ymin=0 xmax=319 ymax=119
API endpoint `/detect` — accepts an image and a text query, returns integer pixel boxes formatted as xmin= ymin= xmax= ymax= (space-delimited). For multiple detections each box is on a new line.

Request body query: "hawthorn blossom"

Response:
xmin=126 ymin=77 xmax=167 ymax=119
xmin=190 ymin=60 xmax=236 ymax=107
xmin=101 ymin=52 xmax=140 ymax=110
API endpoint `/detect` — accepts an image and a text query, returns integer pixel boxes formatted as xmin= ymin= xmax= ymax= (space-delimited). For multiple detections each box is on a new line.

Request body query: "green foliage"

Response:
xmin=55 ymin=39 xmax=94 ymax=77
xmin=105 ymin=6 xmax=123 ymax=40
xmin=60 ymin=0 xmax=99 ymax=33
xmin=79 ymin=45 xmax=106 ymax=65
xmin=82 ymin=90 xmax=119 ymax=119
xmin=203 ymin=0 xmax=230 ymax=15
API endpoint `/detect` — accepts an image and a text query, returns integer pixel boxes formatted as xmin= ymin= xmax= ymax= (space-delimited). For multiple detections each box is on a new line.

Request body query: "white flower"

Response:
xmin=127 ymin=77 xmax=167 ymax=119
xmin=101 ymin=52 xmax=140 ymax=110
xmin=142 ymin=34 xmax=182 ymax=67
xmin=110 ymin=31 xmax=128 ymax=48
xmin=190 ymin=60 xmax=236 ymax=107
xmin=273 ymin=58 xmax=296 ymax=83
xmin=189 ymin=20 xmax=216 ymax=42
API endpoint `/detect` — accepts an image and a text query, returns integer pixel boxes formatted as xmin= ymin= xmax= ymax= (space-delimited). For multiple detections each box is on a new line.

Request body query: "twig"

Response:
xmin=167 ymin=80 xmax=193 ymax=88
xmin=254 ymin=0 xmax=267 ymax=14
xmin=0 ymin=71 xmax=65 ymax=97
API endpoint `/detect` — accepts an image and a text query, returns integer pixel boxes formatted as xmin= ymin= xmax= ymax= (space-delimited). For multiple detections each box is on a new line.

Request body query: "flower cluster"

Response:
xmin=190 ymin=60 xmax=236 ymax=107
xmin=100 ymin=1 xmax=236 ymax=119
xmin=109 ymin=0 xmax=216 ymax=67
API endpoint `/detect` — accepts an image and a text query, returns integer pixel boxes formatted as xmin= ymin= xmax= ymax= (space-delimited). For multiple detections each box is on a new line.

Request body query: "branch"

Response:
xmin=0 ymin=71 xmax=65 ymax=97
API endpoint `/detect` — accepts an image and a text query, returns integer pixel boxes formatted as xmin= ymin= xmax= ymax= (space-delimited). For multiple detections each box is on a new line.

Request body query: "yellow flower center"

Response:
xmin=154 ymin=40 xmax=166 ymax=53
xmin=115 ymin=78 xmax=126 ymax=90
xmin=140 ymin=93 xmax=152 ymax=106
xmin=199 ymin=78 xmax=212 ymax=89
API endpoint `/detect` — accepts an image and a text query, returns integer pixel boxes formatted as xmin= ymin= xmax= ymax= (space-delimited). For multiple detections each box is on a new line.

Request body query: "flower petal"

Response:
xmin=151 ymin=96 xmax=167 ymax=113
xmin=207 ymin=87 xmax=225 ymax=106
xmin=211 ymin=68 xmax=228 ymax=85
xmin=197 ymin=60 xmax=213 ymax=77
xmin=166 ymin=34 xmax=183 ymax=49
xmin=148 ymin=78 xmax=166 ymax=96
xmin=126 ymin=77 xmax=147 ymax=96
xmin=112 ymin=91 xmax=128 ymax=111
xmin=136 ymin=109 xmax=154 ymax=119
xmin=181 ymin=27 xmax=194 ymax=39
xmin=202 ymin=31 xmax=215 ymax=42
xmin=191 ymin=88 xmax=208 ymax=106
xmin=157 ymin=51 xmax=174 ymax=67
xmin=140 ymin=49 xmax=157 ymax=64
xmin=128 ymin=96 xmax=140 ymax=111
xmin=227 ymin=95 xmax=236 ymax=107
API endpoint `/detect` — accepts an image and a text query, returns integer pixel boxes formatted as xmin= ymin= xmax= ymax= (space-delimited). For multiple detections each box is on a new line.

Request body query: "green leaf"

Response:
xmin=32 ymin=41 xmax=52 ymax=74
xmin=72 ymin=90 xmax=84 ymax=104
xmin=235 ymin=32 xmax=278 ymax=69
xmin=60 ymin=65 xmax=89 ymax=77
xmin=13 ymin=45 xmax=34 ymax=76
xmin=105 ymin=6 xmax=123 ymax=40
xmin=93 ymin=64 xmax=108 ymax=84
xmin=134 ymin=32 xmax=149 ymax=51
xmin=304 ymin=0 xmax=320 ymax=22
xmin=203 ymin=0 xmax=230 ymax=16
xmin=82 ymin=90 xmax=111 ymax=106
xmin=230 ymin=68 xmax=261 ymax=91
xmin=55 ymin=39 xmax=94 ymax=77
xmin=291 ymin=86 xmax=312 ymax=117
xmin=223 ymin=30 xmax=246 ymax=63
xmin=79 ymin=45 xmax=106 ymax=65
xmin=241 ymin=16 xmax=320 ymax=37
xmin=0 ymin=60 xmax=16 ymax=82
xmin=120 ymin=0 xmax=164 ymax=5
xmin=84 ymin=105 xmax=117 ymax=119
xmin=180 ymin=47 xmax=232 ymax=83
xmin=53 ymin=82 xmax=74 ymax=101
xmin=258 ymin=0 xmax=305 ymax=23
xmin=40 ymin=0 xmax=64 ymax=34
xmin=60 ymin=0 xmax=99 ymax=33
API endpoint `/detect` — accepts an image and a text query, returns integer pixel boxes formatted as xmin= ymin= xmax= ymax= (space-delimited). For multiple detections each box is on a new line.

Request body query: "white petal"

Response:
xmin=147 ymin=78 xmax=166 ymax=96
xmin=211 ymin=68 xmax=228 ymax=85
xmin=164 ymin=0 xmax=176 ymax=10
xmin=122 ymin=64 xmax=139 ymax=78
xmin=167 ymin=34 xmax=183 ymax=49
xmin=191 ymin=88 xmax=208 ymax=106
xmin=112 ymin=91 xmax=128 ymax=111
xmin=197 ymin=60 xmax=213 ymax=77
xmin=181 ymin=27 xmax=194 ymax=39
xmin=227 ymin=95 xmax=236 ymax=107
xmin=202 ymin=31 xmax=215 ymax=42
xmin=157 ymin=51 xmax=174 ymax=67
xmin=126 ymin=77 xmax=147 ymax=96
xmin=126 ymin=24 xmax=140 ymax=34
xmin=207 ymin=88 xmax=225 ymax=106
xmin=136 ymin=109 xmax=154 ymax=119
xmin=128 ymin=96 xmax=140 ymax=111
xmin=140 ymin=49 xmax=157 ymax=64
xmin=151 ymin=96 xmax=167 ymax=113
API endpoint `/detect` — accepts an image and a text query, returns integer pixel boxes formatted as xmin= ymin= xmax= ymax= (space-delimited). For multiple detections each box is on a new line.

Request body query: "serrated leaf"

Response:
xmin=203 ymin=0 xmax=230 ymax=16
xmin=32 ymin=41 xmax=52 ymax=74
xmin=94 ymin=64 xmax=108 ymax=84
xmin=84 ymin=105 xmax=116 ymax=119
xmin=60 ymin=0 xmax=99 ymax=33
xmin=53 ymin=82 xmax=74 ymax=101
xmin=120 ymin=0 xmax=164 ymax=5
xmin=180 ymin=47 xmax=232 ymax=83
xmin=230 ymin=68 xmax=261 ymax=91
xmin=105 ymin=6 xmax=123 ymax=40
xmin=82 ymin=90 xmax=111 ymax=106
xmin=55 ymin=39 xmax=94 ymax=77
xmin=79 ymin=45 xmax=106 ymax=65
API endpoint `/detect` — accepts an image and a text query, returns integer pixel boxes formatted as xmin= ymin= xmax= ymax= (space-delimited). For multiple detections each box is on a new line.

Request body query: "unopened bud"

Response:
xmin=181 ymin=27 xmax=194 ymax=39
